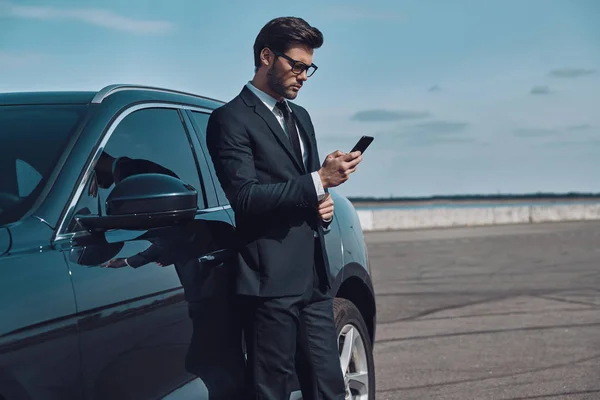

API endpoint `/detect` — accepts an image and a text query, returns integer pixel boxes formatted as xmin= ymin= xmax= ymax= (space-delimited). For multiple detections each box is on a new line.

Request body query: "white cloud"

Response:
xmin=549 ymin=68 xmax=596 ymax=78
xmin=0 ymin=1 xmax=174 ymax=35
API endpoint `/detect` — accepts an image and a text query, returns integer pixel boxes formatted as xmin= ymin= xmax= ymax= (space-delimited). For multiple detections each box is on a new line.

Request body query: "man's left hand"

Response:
xmin=317 ymin=193 xmax=334 ymax=221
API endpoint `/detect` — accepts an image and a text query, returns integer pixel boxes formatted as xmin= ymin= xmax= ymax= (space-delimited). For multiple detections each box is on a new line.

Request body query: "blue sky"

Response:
xmin=1 ymin=0 xmax=599 ymax=198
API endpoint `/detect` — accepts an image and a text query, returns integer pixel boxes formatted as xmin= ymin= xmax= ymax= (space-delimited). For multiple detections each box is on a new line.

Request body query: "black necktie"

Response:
xmin=275 ymin=101 xmax=303 ymax=167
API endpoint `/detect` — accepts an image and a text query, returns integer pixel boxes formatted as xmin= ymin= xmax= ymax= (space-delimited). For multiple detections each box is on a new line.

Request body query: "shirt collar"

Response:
xmin=246 ymin=81 xmax=291 ymax=113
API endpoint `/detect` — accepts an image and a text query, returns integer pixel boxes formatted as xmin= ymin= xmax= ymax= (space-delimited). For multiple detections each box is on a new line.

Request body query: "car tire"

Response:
xmin=334 ymin=297 xmax=376 ymax=400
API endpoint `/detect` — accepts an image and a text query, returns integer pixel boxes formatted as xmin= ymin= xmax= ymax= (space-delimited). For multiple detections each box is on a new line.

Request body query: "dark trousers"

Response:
xmin=186 ymin=296 xmax=247 ymax=399
xmin=240 ymin=252 xmax=346 ymax=400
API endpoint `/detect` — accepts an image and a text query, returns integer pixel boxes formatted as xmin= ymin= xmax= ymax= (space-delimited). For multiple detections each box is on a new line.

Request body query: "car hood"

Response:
xmin=0 ymin=227 xmax=10 ymax=256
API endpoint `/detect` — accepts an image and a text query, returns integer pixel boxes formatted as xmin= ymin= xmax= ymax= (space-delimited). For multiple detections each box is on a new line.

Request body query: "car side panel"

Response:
xmin=0 ymin=220 xmax=81 ymax=400
xmin=331 ymin=194 xmax=369 ymax=270
xmin=60 ymin=234 xmax=193 ymax=400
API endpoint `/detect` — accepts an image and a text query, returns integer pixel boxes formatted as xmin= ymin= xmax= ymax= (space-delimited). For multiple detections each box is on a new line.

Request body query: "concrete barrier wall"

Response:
xmin=355 ymin=203 xmax=600 ymax=231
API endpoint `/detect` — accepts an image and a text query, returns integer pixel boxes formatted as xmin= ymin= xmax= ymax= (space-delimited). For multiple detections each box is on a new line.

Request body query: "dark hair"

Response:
xmin=253 ymin=17 xmax=324 ymax=69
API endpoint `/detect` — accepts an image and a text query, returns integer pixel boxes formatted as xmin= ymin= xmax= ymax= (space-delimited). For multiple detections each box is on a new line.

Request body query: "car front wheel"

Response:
xmin=334 ymin=298 xmax=376 ymax=400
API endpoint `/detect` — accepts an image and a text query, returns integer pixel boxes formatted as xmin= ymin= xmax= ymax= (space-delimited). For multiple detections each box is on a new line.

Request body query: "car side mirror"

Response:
xmin=77 ymin=173 xmax=198 ymax=232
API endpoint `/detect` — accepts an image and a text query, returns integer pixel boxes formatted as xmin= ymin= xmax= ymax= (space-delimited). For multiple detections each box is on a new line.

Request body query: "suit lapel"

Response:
xmin=240 ymin=86 xmax=305 ymax=173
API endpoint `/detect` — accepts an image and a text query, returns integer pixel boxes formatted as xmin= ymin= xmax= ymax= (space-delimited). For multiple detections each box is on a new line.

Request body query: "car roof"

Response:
xmin=0 ymin=84 xmax=226 ymax=110
xmin=0 ymin=91 xmax=97 ymax=105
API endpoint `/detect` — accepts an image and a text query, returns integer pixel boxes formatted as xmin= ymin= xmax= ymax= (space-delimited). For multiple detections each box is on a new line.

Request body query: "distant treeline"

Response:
xmin=348 ymin=192 xmax=600 ymax=203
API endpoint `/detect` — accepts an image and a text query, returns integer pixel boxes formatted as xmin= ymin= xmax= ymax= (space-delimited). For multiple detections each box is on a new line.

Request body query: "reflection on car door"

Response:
xmin=56 ymin=106 xmax=245 ymax=399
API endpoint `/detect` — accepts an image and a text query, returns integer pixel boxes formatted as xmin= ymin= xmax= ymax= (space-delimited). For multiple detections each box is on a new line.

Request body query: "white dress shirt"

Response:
xmin=246 ymin=82 xmax=326 ymax=203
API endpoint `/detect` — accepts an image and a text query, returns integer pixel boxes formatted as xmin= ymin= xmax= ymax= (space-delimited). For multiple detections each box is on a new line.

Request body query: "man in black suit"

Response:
xmin=206 ymin=16 xmax=362 ymax=400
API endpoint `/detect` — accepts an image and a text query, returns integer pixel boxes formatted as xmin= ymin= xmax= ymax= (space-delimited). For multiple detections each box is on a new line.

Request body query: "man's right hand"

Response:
xmin=318 ymin=150 xmax=362 ymax=189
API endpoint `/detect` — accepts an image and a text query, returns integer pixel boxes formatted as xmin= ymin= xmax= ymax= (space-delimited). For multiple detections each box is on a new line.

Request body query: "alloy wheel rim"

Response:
xmin=338 ymin=324 xmax=369 ymax=400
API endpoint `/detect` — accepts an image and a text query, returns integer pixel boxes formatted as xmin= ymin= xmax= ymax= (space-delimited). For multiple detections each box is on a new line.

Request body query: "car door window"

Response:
xmin=188 ymin=111 xmax=229 ymax=206
xmin=70 ymin=107 xmax=205 ymax=226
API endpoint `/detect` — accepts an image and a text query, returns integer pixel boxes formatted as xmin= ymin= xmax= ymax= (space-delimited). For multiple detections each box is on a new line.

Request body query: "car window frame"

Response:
xmin=184 ymin=109 xmax=230 ymax=207
xmin=55 ymin=102 xmax=218 ymax=239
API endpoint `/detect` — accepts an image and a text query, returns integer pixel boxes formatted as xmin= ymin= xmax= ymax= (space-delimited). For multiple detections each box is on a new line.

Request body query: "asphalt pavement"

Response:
xmin=366 ymin=221 xmax=600 ymax=400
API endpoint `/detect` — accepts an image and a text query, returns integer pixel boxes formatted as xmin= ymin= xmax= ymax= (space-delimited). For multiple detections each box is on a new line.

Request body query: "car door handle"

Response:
xmin=198 ymin=249 xmax=232 ymax=266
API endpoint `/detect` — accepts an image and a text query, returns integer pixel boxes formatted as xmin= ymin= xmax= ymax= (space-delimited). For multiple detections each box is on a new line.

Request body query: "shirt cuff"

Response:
xmin=311 ymin=171 xmax=326 ymax=202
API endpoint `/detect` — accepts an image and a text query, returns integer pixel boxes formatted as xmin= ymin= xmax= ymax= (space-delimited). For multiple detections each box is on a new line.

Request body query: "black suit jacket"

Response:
xmin=206 ymin=85 xmax=331 ymax=297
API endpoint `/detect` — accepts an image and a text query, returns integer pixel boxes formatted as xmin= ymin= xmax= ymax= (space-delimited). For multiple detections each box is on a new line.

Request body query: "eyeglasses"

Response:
xmin=269 ymin=48 xmax=318 ymax=77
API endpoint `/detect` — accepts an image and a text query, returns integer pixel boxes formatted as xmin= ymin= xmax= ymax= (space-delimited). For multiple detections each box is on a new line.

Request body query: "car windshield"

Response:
xmin=0 ymin=104 xmax=87 ymax=226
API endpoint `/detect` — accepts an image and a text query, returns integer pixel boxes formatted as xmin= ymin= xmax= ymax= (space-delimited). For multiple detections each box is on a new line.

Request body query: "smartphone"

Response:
xmin=350 ymin=135 xmax=374 ymax=154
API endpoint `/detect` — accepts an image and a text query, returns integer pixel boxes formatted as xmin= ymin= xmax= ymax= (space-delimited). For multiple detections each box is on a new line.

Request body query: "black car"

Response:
xmin=0 ymin=84 xmax=376 ymax=400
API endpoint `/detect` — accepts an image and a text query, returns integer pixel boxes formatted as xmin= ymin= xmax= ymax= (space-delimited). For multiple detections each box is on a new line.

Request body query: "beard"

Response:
xmin=266 ymin=64 xmax=297 ymax=100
